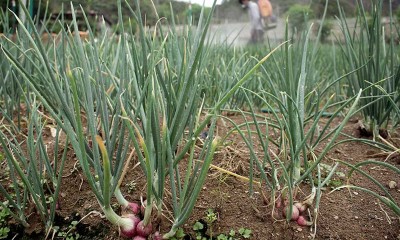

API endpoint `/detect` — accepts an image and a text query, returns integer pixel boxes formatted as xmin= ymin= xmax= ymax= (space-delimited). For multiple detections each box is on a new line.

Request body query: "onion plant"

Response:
xmin=117 ymin=1 xmax=283 ymax=237
xmin=116 ymin=1 xmax=221 ymax=237
xmin=0 ymin=1 xmax=52 ymax=126
xmin=0 ymin=100 xmax=67 ymax=232
xmin=337 ymin=0 xmax=400 ymax=137
xmin=218 ymin=9 xmax=362 ymax=233
xmin=2 ymin=2 xmax=142 ymax=237
xmin=0 ymin=14 xmax=26 ymax=128
xmin=1 ymin=0 xmax=284 ymax=238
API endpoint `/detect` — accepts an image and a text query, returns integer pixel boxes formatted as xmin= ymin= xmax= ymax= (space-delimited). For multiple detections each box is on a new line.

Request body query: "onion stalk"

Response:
xmin=114 ymin=148 xmax=141 ymax=215
xmin=96 ymin=135 xmax=140 ymax=237
xmin=114 ymin=188 xmax=141 ymax=215
xmin=103 ymin=207 xmax=139 ymax=238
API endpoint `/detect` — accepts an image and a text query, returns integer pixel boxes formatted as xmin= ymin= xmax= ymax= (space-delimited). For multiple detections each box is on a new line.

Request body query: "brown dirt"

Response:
xmin=1 ymin=113 xmax=399 ymax=240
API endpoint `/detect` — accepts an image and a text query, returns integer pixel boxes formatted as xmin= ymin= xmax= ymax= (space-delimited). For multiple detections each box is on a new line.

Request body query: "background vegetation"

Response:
xmin=1 ymin=0 xmax=400 ymax=32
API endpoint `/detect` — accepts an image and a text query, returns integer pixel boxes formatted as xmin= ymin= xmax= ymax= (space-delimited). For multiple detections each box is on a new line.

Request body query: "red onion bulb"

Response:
xmin=136 ymin=220 xmax=152 ymax=237
xmin=297 ymin=215 xmax=312 ymax=226
xmin=119 ymin=214 xmax=140 ymax=238
xmin=283 ymin=205 xmax=300 ymax=221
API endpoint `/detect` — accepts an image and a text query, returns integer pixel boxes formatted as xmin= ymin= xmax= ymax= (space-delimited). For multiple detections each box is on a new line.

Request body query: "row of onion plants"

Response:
xmin=218 ymin=0 xmax=400 ymax=227
xmin=338 ymin=0 xmax=400 ymax=137
xmin=0 ymin=7 xmax=27 ymax=128
xmin=0 ymin=0 xmax=283 ymax=238
xmin=329 ymin=0 xmax=400 ymax=217
xmin=0 ymin=0 xmax=52 ymax=127
xmin=0 ymin=100 xmax=67 ymax=233
xmin=3 ymin=1 xmax=133 ymax=235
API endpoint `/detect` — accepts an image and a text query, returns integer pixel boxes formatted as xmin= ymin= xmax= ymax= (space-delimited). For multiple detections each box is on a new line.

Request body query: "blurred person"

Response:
xmin=239 ymin=0 xmax=264 ymax=44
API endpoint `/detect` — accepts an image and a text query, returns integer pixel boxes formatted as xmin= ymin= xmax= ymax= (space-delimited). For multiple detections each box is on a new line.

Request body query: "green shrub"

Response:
xmin=286 ymin=4 xmax=314 ymax=33
xmin=319 ymin=20 xmax=333 ymax=42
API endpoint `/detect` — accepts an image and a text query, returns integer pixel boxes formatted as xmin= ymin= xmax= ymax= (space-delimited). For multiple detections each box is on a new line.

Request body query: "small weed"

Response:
xmin=193 ymin=220 xmax=207 ymax=240
xmin=170 ymin=228 xmax=186 ymax=240
xmin=205 ymin=209 xmax=217 ymax=224
xmin=238 ymin=228 xmax=252 ymax=239
xmin=193 ymin=221 xmax=205 ymax=231
xmin=0 ymin=227 xmax=10 ymax=239
xmin=215 ymin=228 xmax=252 ymax=240
xmin=125 ymin=180 xmax=137 ymax=194
xmin=190 ymin=208 xmax=252 ymax=240
xmin=302 ymin=162 xmax=345 ymax=188
xmin=205 ymin=209 xmax=217 ymax=239
xmin=55 ymin=220 xmax=80 ymax=240
xmin=0 ymin=207 xmax=10 ymax=240
xmin=0 ymin=208 xmax=9 ymax=224
xmin=328 ymin=179 xmax=343 ymax=189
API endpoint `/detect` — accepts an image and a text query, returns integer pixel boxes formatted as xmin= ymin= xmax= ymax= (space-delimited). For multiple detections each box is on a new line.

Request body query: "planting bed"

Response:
xmin=1 ymin=112 xmax=399 ymax=240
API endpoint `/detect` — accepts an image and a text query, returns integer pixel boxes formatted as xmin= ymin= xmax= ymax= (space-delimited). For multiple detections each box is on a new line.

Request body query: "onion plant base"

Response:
xmin=355 ymin=120 xmax=389 ymax=139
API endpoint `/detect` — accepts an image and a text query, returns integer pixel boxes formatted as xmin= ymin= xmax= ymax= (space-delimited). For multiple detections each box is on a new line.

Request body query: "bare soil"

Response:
xmin=1 ymin=112 xmax=399 ymax=240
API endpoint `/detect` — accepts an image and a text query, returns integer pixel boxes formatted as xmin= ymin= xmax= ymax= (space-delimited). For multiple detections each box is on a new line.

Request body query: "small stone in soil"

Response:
xmin=84 ymin=203 xmax=92 ymax=210
xmin=388 ymin=181 xmax=397 ymax=189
